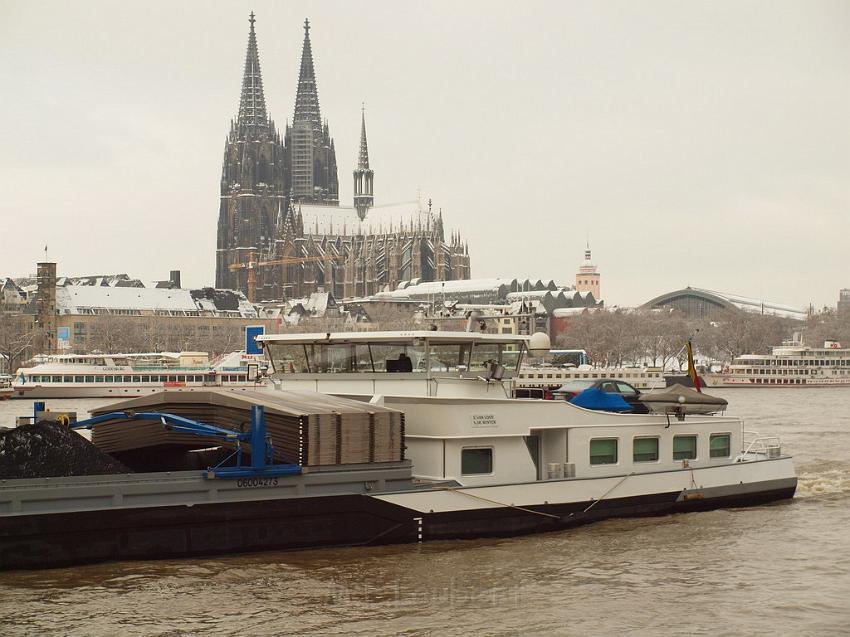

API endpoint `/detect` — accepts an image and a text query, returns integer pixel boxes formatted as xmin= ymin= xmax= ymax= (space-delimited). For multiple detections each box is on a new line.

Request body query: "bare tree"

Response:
xmin=0 ymin=312 xmax=37 ymax=373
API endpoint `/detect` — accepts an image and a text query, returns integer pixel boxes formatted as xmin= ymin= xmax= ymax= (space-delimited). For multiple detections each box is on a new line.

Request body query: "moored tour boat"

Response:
xmin=704 ymin=339 xmax=850 ymax=388
xmin=0 ymin=330 xmax=796 ymax=570
xmin=10 ymin=351 xmax=268 ymax=398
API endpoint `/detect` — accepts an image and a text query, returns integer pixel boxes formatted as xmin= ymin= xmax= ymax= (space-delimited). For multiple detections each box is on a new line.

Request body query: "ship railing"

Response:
xmin=740 ymin=431 xmax=782 ymax=459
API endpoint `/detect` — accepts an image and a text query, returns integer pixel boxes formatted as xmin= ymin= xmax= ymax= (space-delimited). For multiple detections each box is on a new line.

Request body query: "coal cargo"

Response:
xmin=0 ymin=423 xmax=130 ymax=479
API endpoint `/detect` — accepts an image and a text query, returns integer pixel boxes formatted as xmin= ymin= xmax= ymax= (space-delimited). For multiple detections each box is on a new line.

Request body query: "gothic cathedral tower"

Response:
xmin=353 ymin=106 xmax=374 ymax=220
xmin=216 ymin=13 xmax=286 ymax=291
xmin=285 ymin=19 xmax=339 ymax=205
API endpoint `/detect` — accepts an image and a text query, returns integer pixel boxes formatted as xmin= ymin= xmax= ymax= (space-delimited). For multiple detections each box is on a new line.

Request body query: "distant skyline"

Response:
xmin=1 ymin=0 xmax=848 ymax=309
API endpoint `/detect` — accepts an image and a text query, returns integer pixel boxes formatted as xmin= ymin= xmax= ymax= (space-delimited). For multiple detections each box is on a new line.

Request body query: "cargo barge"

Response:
xmin=0 ymin=331 xmax=796 ymax=571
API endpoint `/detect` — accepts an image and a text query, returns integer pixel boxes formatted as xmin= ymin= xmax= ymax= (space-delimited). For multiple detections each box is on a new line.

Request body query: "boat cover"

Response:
xmin=569 ymin=388 xmax=633 ymax=412
xmin=639 ymin=384 xmax=728 ymax=415
xmin=640 ymin=384 xmax=728 ymax=408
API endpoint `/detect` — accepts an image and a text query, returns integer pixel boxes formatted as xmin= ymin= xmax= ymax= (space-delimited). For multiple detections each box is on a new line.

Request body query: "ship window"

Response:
xmin=710 ymin=433 xmax=731 ymax=458
xmin=470 ymin=343 xmax=502 ymax=371
xmin=74 ymin=376 xmax=84 ymax=383
xmin=430 ymin=343 xmax=470 ymax=378
xmin=590 ymin=438 xmax=618 ymax=465
xmin=178 ymin=375 xmax=186 ymax=382
xmin=633 ymin=437 xmax=659 ymax=462
xmin=63 ymin=375 xmax=72 ymax=383
xmin=266 ymin=343 xmax=311 ymax=373
xmin=95 ymin=376 xmax=104 ymax=383
xmin=85 ymin=376 xmax=94 ymax=383
xmin=461 ymin=447 xmax=493 ymax=475
xmin=673 ymin=435 xmax=697 ymax=460
xmin=52 ymin=375 xmax=62 ymax=383
xmin=104 ymin=376 xmax=113 ymax=383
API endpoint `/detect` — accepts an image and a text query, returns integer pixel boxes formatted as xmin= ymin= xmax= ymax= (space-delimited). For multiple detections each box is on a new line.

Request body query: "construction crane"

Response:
xmin=229 ymin=252 xmax=345 ymax=303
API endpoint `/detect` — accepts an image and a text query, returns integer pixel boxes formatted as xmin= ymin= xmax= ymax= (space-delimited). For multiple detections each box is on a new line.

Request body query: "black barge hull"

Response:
xmin=0 ymin=482 xmax=795 ymax=571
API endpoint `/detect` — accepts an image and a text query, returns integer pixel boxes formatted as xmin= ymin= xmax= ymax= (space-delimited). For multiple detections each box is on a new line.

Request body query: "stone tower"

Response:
xmin=353 ymin=106 xmax=374 ymax=221
xmin=216 ymin=13 xmax=286 ymax=292
xmin=285 ymin=19 xmax=339 ymax=205
xmin=575 ymin=243 xmax=601 ymax=300
xmin=34 ymin=262 xmax=57 ymax=354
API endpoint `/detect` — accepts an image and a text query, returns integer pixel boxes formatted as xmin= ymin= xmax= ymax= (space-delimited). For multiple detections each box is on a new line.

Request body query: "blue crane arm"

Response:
xmin=70 ymin=406 xmax=301 ymax=479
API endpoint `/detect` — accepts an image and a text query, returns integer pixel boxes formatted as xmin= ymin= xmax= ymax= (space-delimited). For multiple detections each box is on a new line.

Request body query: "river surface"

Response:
xmin=0 ymin=390 xmax=848 ymax=636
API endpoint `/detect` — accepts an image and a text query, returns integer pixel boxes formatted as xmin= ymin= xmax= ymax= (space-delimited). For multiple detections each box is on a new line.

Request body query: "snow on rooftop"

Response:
xmin=55 ymin=285 xmax=258 ymax=317
xmin=691 ymin=287 xmax=806 ymax=320
xmin=298 ymin=200 xmax=434 ymax=237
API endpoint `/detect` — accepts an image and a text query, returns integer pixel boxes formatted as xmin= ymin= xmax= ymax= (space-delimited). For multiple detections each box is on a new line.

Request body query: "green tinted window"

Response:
xmin=590 ymin=438 xmax=618 ymax=465
xmin=710 ymin=434 xmax=731 ymax=458
xmin=461 ymin=448 xmax=493 ymax=475
xmin=673 ymin=435 xmax=697 ymax=460
xmin=633 ymin=437 xmax=659 ymax=462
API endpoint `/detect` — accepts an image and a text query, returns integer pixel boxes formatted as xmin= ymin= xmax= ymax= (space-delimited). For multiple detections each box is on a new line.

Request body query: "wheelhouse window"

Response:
xmin=633 ymin=437 xmax=659 ymax=462
xmin=673 ymin=435 xmax=697 ymax=460
xmin=470 ymin=343 xmax=504 ymax=372
xmin=429 ymin=343 xmax=471 ymax=373
xmin=461 ymin=448 xmax=493 ymax=475
xmin=710 ymin=433 xmax=731 ymax=458
xmin=590 ymin=438 xmax=618 ymax=465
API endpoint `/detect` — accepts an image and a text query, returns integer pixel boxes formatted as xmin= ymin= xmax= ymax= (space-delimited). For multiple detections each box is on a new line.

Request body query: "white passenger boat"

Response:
xmin=515 ymin=365 xmax=666 ymax=397
xmin=704 ymin=339 xmax=850 ymax=387
xmin=10 ymin=351 xmax=267 ymax=398
xmin=0 ymin=330 xmax=796 ymax=570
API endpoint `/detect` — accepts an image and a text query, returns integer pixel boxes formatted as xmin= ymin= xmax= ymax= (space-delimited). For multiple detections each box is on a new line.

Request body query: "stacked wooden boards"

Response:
xmin=88 ymin=390 xmax=404 ymax=466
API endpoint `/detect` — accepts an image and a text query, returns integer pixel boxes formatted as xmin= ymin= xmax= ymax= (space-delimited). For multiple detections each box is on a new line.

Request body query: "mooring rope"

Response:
xmin=576 ymin=472 xmax=635 ymax=515
xmin=441 ymin=487 xmax=560 ymax=520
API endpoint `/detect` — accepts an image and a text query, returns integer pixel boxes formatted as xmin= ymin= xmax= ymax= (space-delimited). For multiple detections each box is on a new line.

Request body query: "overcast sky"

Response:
xmin=1 ymin=0 xmax=848 ymax=309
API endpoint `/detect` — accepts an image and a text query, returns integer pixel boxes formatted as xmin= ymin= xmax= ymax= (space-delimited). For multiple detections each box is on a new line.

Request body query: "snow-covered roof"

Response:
xmin=376 ymin=278 xmax=512 ymax=299
xmin=55 ymin=286 xmax=258 ymax=318
xmin=299 ymin=199 xmax=434 ymax=237
xmin=690 ymin=288 xmax=806 ymax=321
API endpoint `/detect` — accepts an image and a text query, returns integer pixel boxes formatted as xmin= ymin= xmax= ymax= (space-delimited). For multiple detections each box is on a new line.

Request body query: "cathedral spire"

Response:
xmin=237 ymin=12 xmax=268 ymax=130
xmin=358 ymin=104 xmax=370 ymax=170
xmin=293 ymin=17 xmax=322 ymax=135
xmin=353 ymin=105 xmax=375 ymax=221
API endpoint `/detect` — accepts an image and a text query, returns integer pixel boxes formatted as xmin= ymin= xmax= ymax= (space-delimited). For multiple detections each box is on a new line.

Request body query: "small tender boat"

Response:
xmin=640 ymin=384 xmax=729 ymax=415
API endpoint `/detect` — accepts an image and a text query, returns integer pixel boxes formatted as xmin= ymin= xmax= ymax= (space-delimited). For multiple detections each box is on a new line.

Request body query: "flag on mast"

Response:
xmin=686 ymin=339 xmax=702 ymax=393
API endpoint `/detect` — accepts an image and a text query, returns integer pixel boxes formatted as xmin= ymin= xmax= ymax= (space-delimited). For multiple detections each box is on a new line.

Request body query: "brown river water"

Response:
xmin=0 ymin=389 xmax=848 ymax=636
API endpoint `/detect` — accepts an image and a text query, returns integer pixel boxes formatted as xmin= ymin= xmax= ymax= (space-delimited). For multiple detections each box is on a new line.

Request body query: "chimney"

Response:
xmin=169 ymin=270 xmax=181 ymax=289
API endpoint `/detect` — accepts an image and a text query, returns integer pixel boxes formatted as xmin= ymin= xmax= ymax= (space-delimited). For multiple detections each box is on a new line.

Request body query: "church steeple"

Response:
xmin=353 ymin=105 xmax=374 ymax=221
xmin=293 ymin=18 xmax=322 ymax=135
xmin=237 ymin=12 xmax=268 ymax=131
xmin=358 ymin=106 xmax=370 ymax=170
xmin=287 ymin=18 xmax=339 ymax=205
xmin=216 ymin=12 xmax=285 ymax=294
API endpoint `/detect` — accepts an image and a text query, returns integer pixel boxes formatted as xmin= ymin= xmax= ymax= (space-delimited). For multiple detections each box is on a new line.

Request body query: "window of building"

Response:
xmin=710 ymin=433 xmax=731 ymax=458
xmin=461 ymin=448 xmax=493 ymax=475
xmin=673 ymin=435 xmax=697 ymax=460
xmin=633 ymin=437 xmax=659 ymax=462
xmin=590 ymin=438 xmax=618 ymax=465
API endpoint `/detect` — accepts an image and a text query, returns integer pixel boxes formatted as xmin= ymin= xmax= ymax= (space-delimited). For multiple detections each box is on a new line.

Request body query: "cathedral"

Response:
xmin=215 ymin=15 xmax=471 ymax=302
